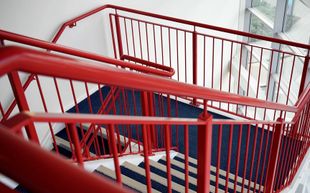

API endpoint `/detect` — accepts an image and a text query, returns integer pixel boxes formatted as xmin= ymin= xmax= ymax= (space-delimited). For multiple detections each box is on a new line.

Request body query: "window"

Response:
xmin=252 ymin=0 xmax=277 ymax=20
xmin=283 ymin=0 xmax=310 ymax=45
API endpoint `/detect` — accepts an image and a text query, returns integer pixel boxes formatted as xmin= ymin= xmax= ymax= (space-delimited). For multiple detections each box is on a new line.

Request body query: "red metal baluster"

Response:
xmin=215 ymin=124 xmax=223 ymax=193
xmin=192 ymin=29 xmax=198 ymax=105
xmin=108 ymin=124 xmax=122 ymax=184
xmin=68 ymin=123 xmax=83 ymax=167
xmin=165 ymin=125 xmax=172 ymax=193
xmin=142 ymin=124 xmax=152 ymax=193
xmin=264 ymin=118 xmax=284 ymax=193
xmin=184 ymin=124 xmax=189 ymax=193
xmin=225 ymin=124 xmax=233 ymax=193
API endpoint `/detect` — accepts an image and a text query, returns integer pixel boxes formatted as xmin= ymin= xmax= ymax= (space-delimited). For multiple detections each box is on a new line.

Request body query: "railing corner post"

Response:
xmin=197 ymin=112 xmax=212 ymax=193
xmin=264 ymin=117 xmax=284 ymax=193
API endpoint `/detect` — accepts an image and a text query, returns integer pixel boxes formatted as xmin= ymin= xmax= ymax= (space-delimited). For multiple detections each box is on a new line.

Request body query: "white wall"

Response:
xmin=0 ymin=0 xmax=242 ymax=145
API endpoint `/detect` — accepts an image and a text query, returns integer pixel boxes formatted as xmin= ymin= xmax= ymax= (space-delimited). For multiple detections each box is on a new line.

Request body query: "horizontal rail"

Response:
xmin=0 ymin=30 xmax=174 ymax=77
xmin=3 ymin=111 xmax=208 ymax=131
xmin=0 ymin=46 xmax=297 ymax=113
xmin=53 ymin=4 xmax=310 ymax=50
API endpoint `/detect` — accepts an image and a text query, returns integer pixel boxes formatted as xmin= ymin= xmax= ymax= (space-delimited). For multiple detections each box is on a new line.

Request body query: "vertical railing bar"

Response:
xmin=241 ymin=124 xmax=251 ymax=192
xmin=53 ymin=77 xmax=75 ymax=157
xmin=68 ymin=123 xmax=84 ymax=167
xmin=254 ymin=48 xmax=264 ymax=119
xmin=138 ymin=21 xmax=143 ymax=59
xmin=283 ymin=55 xmax=296 ymax=119
xmin=192 ymin=29 xmax=198 ymax=105
xmin=168 ymin=28 xmax=172 ymax=68
xmin=215 ymin=124 xmax=222 ymax=193
xmin=153 ymin=24 xmax=158 ymax=63
xmin=253 ymin=124 xmax=266 ymax=191
xmin=160 ymin=26 xmax=164 ymax=65
xmin=246 ymin=124 xmax=259 ymax=193
xmin=263 ymin=50 xmax=275 ymax=120
xmin=203 ymin=36 xmax=206 ymax=87
xmin=228 ymin=42 xmax=234 ymax=112
xmin=245 ymin=46 xmax=253 ymax=116
xmin=109 ymin=14 xmax=118 ymax=59
xmin=34 ymin=75 xmax=59 ymax=153
xmin=184 ymin=124 xmax=189 ymax=193
xmin=259 ymin=124 xmax=271 ymax=193
xmin=142 ymin=124 xmax=152 ymax=193
xmin=176 ymin=30 xmax=180 ymax=81
xmin=219 ymin=39 xmax=224 ymax=109
xmin=211 ymin=37 xmax=215 ymax=106
xmin=98 ymin=127 xmax=107 ymax=155
xmin=165 ymin=124 xmax=172 ymax=193
xmin=123 ymin=18 xmax=130 ymax=56
xmin=236 ymin=44 xmax=243 ymax=114
xmin=275 ymin=52 xmax=286 ymax=104
xmin=145 ymin=23 xmax=150 ymax=61
xmin=130 ymin=19 xmax=137 ymax=59
xmin=225 ymin=124 xmax=233 ymax=193
xmin=84 ymin=82 xmax=93 ymax=113
xmin=276 ymin=123 xmax=290 ymax=189
xmin=233 ymin=124 xmax=243 ymax=193
xmin=185 ymin=31 xmax=187 ymax=83
xmin=108 ymin=124 xmax=122 ymax=184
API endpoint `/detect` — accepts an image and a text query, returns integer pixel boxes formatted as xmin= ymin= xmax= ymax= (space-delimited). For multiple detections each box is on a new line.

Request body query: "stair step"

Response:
xmin=171 ymin=154 xmax=263 ymax=192
xmin=96 ymin=165 xmax=160 ymax=193
xmin=123 ymin=161 xmax=196 ymax=193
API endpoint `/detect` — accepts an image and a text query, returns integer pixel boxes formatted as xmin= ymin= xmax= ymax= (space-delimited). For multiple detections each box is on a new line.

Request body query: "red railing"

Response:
xmin=0 ymin=46 xmax=309 ymax=193
xmin=50 ymin=4 xmax=310 ymax=121
xmin=0 ymin=4 xmax=309 ymax=193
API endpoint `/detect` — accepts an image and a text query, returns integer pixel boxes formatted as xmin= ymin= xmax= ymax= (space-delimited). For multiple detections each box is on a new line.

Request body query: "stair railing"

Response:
xmin=1 ymin=46 xmax=307 ymax=193
xmin=51 ymin=4 xmax=310 ymax=121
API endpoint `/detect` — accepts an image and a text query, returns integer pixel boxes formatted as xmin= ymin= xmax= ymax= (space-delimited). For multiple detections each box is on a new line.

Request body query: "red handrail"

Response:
xmin=53 ymin=4 xmax=310 ymax=50
xmin=0 ymin=124 xmax=133 ymax=193
xmin=0 ymin=46 xmax=297 ymax=113
xmin=0 ymin=30 xmax=174 ymax=77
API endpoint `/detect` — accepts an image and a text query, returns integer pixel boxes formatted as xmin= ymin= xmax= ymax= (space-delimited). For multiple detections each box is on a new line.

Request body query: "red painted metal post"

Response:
xmin=192 ymin=30 xmax=198 ymax=105
xmin=264 ymin=118 xmax=284 ymax=193
xmin=142 ymin=124 xmax=152 ymax=193
xmin=68 ymin=123 xmax=84 ymax=167
xmin=108 ymin=124 xmax=122 ymax=184
xmin=197 ymin=112 xmax=212 ymax=193
xmin=298 ymin=55 xmax=309 ymax=96
xmin=115 ymin=13 xmax=124 ymax=59
xmin=8 ymin=71 xmax=39 ymax=143
xmin=141 ymin=91 xmax=153 ymax=155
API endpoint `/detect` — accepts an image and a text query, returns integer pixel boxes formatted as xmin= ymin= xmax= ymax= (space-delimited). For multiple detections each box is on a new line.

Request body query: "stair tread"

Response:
xmin=96 ymin=165 xmax=160 ymax=193
xmin=123 ymin=161 xmax=196 ymax=193
xmin=170 ymin=154 xmax=263 ymax=191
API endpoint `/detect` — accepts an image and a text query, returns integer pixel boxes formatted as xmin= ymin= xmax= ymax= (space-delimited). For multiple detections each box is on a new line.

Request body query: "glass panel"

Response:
xmin=250 ymin=14 xmax=273 ymax=41
xmin=284 ymin=0 xmax=310 ymax=45
xmin=252 ymin=0 xmax=277 ymax=20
